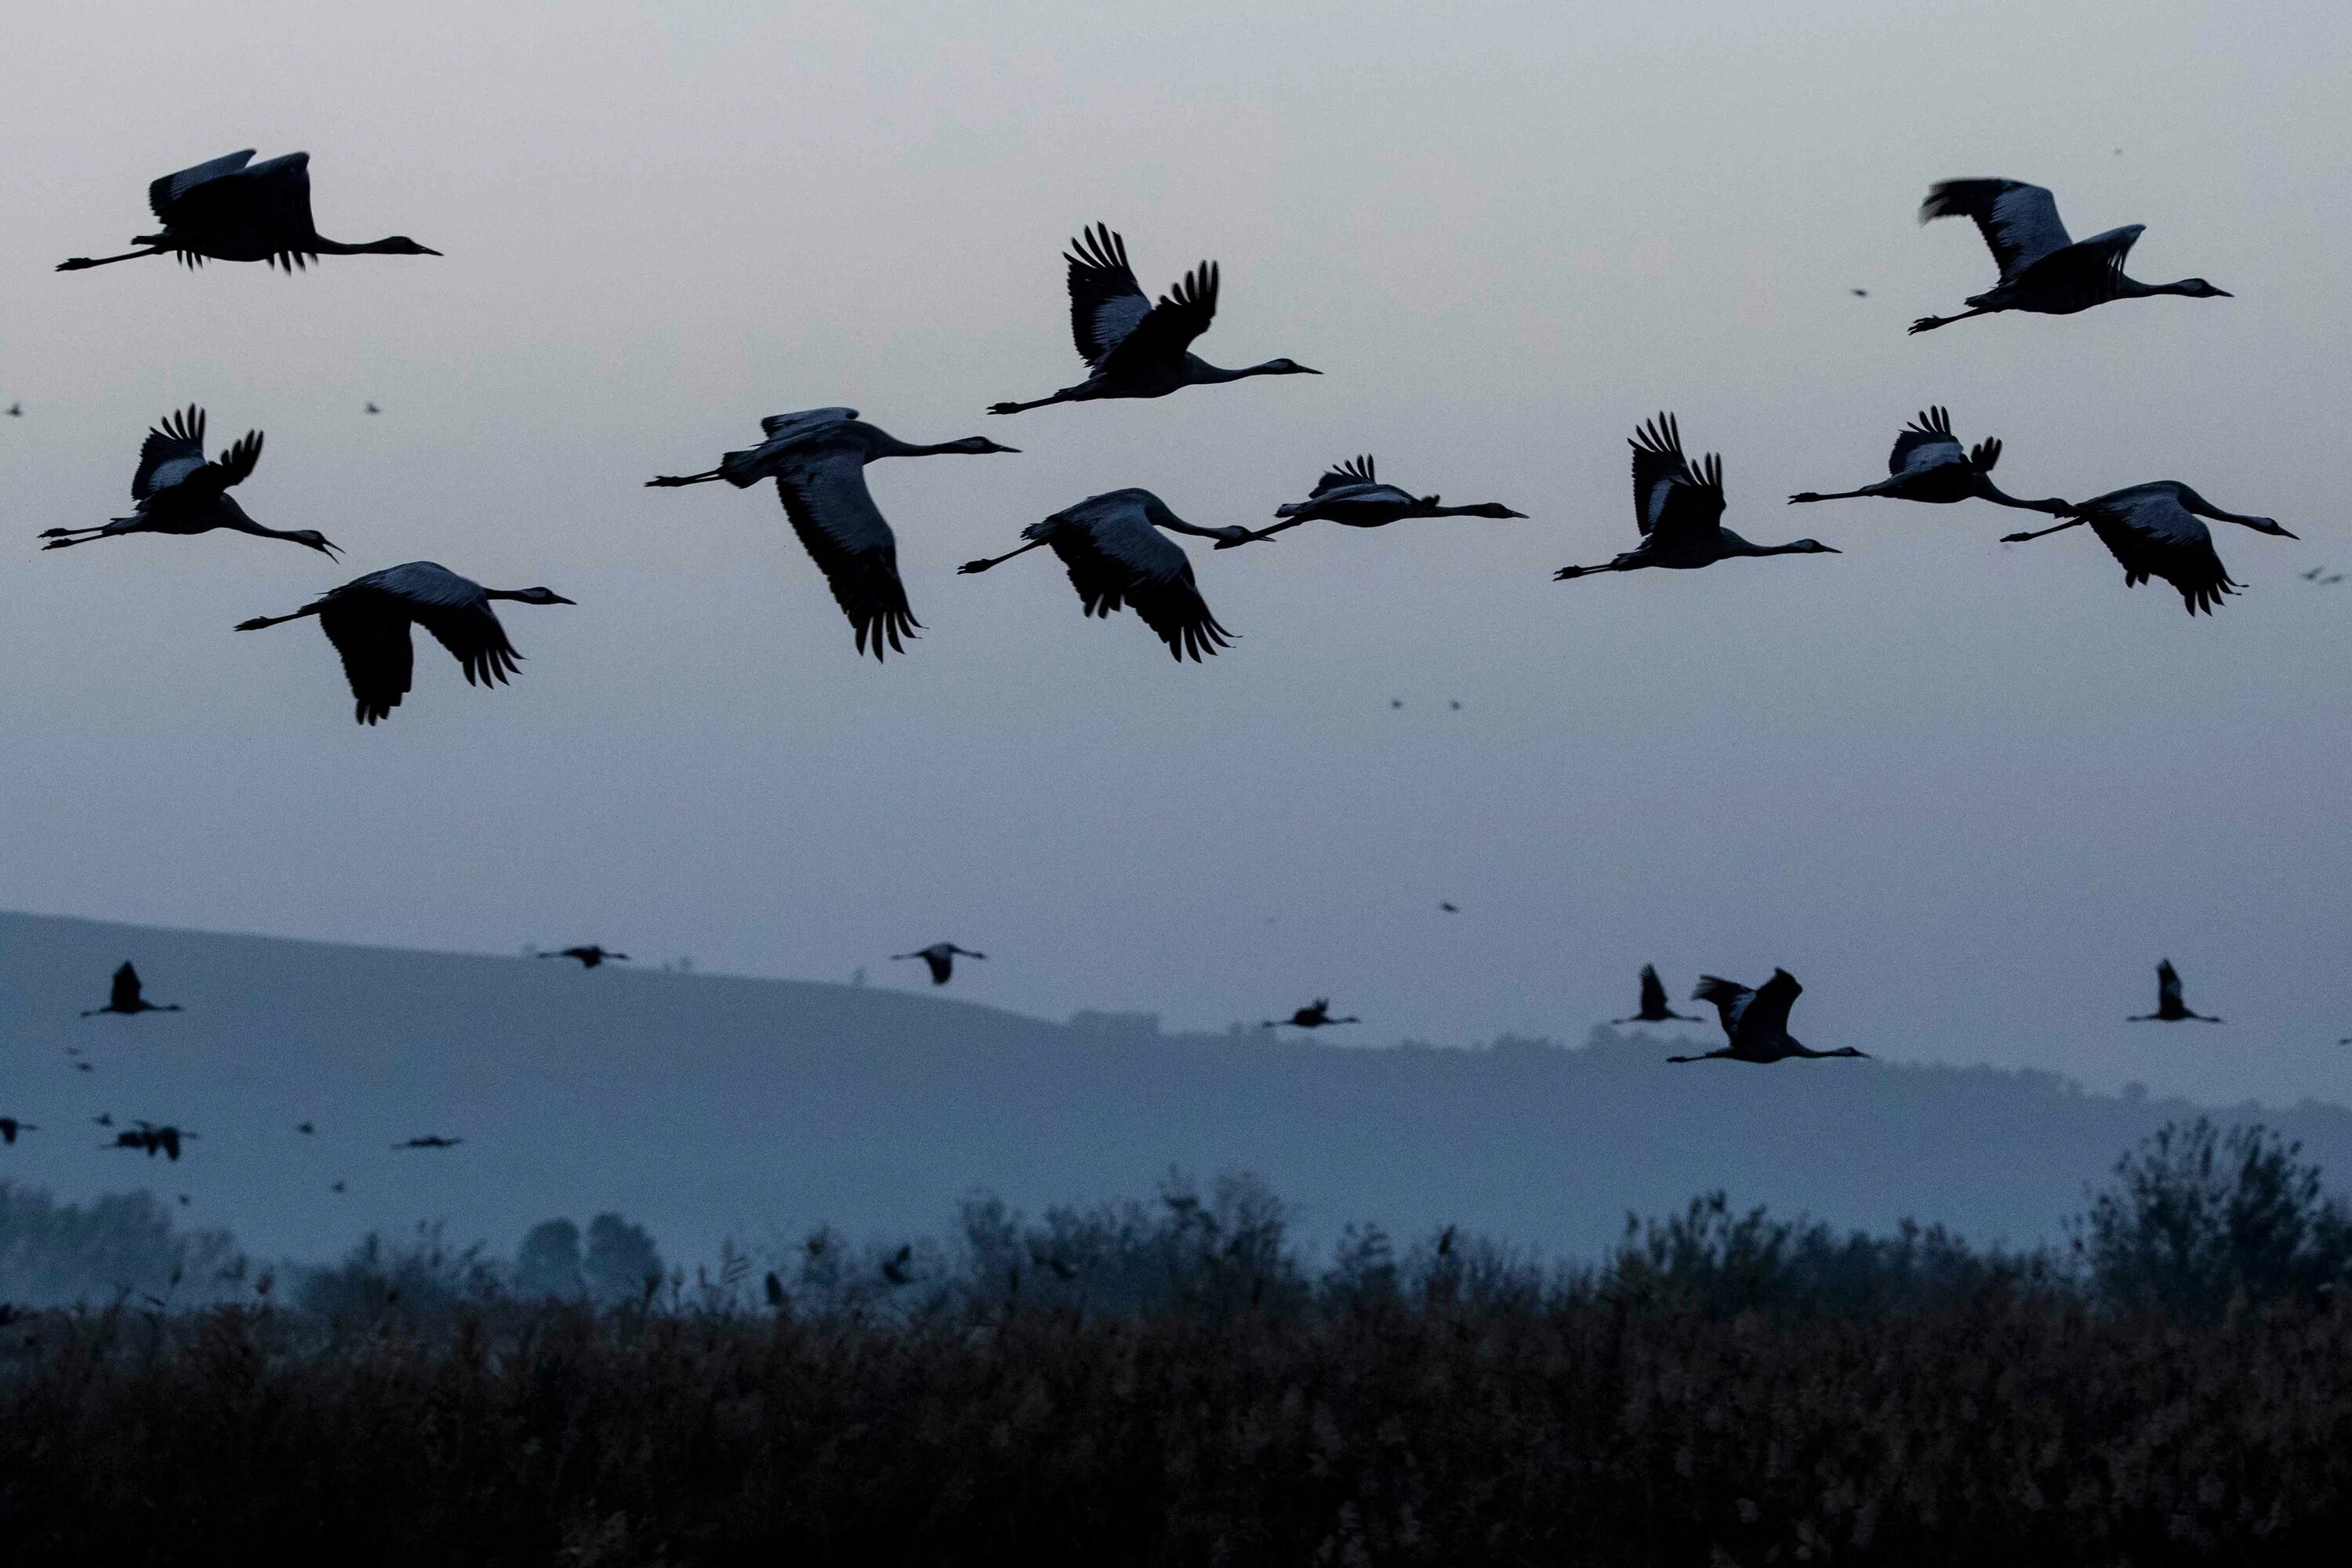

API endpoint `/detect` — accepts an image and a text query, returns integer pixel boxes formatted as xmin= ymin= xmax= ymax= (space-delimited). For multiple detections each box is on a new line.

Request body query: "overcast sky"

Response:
xmin=2 ymin=1 xmax=2346 ymax=1108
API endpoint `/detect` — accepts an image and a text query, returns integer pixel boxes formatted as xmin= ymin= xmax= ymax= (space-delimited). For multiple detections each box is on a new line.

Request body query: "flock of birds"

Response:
xmin=0 ymin=147 xmax=2317 ymax=1193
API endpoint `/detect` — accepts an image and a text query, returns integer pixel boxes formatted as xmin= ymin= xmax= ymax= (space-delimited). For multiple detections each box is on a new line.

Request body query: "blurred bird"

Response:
xmin=82 ymin=962 xmax=180 ymax=1018
xmin=5 ymin=402 xmax=20 ymax=416
xmin=1849 ymin=288 xmax=1869 ymax=298
xmin=0 ymin=1117 xmax=36 ymax=1145
xmin=1439 ymin=901 xmax=1461 ymax=913
xmin=74 ymin=1062 xmax=93 ymax=1073
xmin=363 ymin=401 xmax=380 ymax=415
xmin=394 ymin=1135 xmax=463 ymax=1149
xmin=296 ymin=1122 xmax=315 ymax=1135
xmin=960 ymin=488 xmax=1259 ymax=660
xmin=1910 ymin=179 xmax=2228 ymax=334
xmin=1263 ymin=999 xmax=1359 ymax=1029
xmin=106 ymin=1123 xmax=194 ymax=1160
xmin=1248 ymin=455 xmax=1524 ymax=540
xmin=647 ymin=408 xmax=1018 ymax=659
xmin=1390 ymin=698 xmax=1404 ymax=710
xmin=893 ymin=943 xmax=985 ymax=985
xmin=2128 ymin=960 xmax=2220 ymax=1023
xmin=543 ymin=946 xmax=628 ymax=969
xmin=1613 ymin=964 xmax=1704 ymax=1025
xmin=1788 ymin=407 xmax=2068 ymax=515
xmin=93 ymin=1113 xmax=114 ymax=1127
xmin=1555 ymin=415 xmax=1837 ymax=580
xmin=329 ymin=1181 xmax=347 ymax=1193
xmin=764 ymin=1271 xmax=786 ymax=1308
xmin=880 ymin=1245 xmax=914 ymax=1287
xmin=40 ymin=406 xmax=339 ymax=557
xmin=988 ymin=223 xmax=1318 ymax=415
xmin=235 ymin=561 xmax=573 ymax=724
xmin=1668 ymin=971 xmax=1867 ymax=1064
xmin=2000 ymin=482 xmax=2294 ymax=615
xmin=56 ymin=151 xmax=439 ymax=272
xmin=1448 ymin=699 xmax=1462 ymax=710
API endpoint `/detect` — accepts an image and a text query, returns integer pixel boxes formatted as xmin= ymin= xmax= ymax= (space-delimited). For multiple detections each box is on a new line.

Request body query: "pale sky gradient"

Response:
xmin=2 ymin=2 xmax=2347 ymax=1108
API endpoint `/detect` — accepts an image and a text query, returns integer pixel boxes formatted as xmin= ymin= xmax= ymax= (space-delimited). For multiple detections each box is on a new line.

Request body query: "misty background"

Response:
xmin=2 ymin=0 xmax=2347 ymax=1156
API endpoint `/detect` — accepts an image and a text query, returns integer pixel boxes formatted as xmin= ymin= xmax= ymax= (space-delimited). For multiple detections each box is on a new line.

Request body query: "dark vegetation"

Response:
xmin=4 ymin=1119 xmax=2352 ymax=1561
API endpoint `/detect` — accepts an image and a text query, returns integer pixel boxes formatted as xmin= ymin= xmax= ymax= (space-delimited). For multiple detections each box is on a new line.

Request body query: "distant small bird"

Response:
xmin=57 ymin=150 xmax=440 ymax=272
xmin=1850 ymin=288 xmax=1869 ymax=298
xmin=2000 ymin=481 xmax=2294 ymax=615
xmin=988 ymin=223 xmax=1318 ymax=415
xmin=1668 ymin=970 xmax=1867 ymax=1064
xmin=1447 ymin=700 xmax=1462 ymax=711
xmin=5 ymin=402 xmax=20 ymax=417
xmin=2302 ymin=566 xmax=2326 ymax=581
xmin=1613 ymin=964 xmax=1703 ymax=1025
xmin=959 ymin=488 xmax=1260 ymax=660
xmin=329 ymin=1181 xmax=347 ymax=1193
xmin=296 ymin=1121 xmax=315 ymax=1135
xmin=1390 ymin=698 xmax=1404 ymax=710
xmin=1247 ymin=455 xmax=1525 ymax=540
xmin=2325 ymin=575 xmax=2346 ymax=586
xmin=881 ymin=1244 xmax=914 ymax=1286
xmin=93 ymin=1113 xmax=114 ymax=1127
xmin=543 ymin=946 xmax=629 ymax=969
xmin=893 ymin=943 xmax=985 ymax=985
xmin=0 ymin=1117 xmax=36 ymax=1145
xmin=363 ymin=401 xmax=381 ymax=415
xmin=1910 ymin=179 xmax=2228 ymax=334
xmin=74 ymin=1062 xmax=93 ymax=1073
xmin=1788 ymin=407 xmax=2068 ymax=515
xmin=1555 ymin=415 xmax=1838 ymax=580
xmin=2128 ymin=960 xmax=2220 ymax=1023
xmin=235 ymin=561 xmax=574 ymax=724
xmin=40 ymin=406 xmax=339 ymax=557
xmin=82 ymin=962 xmax=181 ymax=1018
xmin=1263 ymin=998 xmax=1359 ymax=1029
xmin=394 ymin=1135 xmax=463 ymax=1149
xmin=177 ymin=1194 xmax=191 ymax=1207
xmin=1439 ymin=901 xmax=1461 ymax=913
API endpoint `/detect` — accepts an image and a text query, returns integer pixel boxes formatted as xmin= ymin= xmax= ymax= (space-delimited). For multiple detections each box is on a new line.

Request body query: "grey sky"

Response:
xmin=1 ymin=2 xmax=2346 ymax=1108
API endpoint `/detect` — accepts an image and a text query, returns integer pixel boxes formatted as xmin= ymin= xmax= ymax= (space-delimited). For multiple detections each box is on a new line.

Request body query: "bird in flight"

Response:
xmin=893 ymin=943 xmax=985 ymax=985
xmin=880 ymin=1244 xmax=915 ymax=1287
xmin=0 ymin=1117 xmax=37 ymax=1145
xmin=1263 ymin=998 xmax=1359 ymax=1029
xmin=40 ymin=406 xmax=339 ymax=557
xmin=363 ymin=401 xmax=381 ymax=415
xmin=1909 ymin=179 xmax=2228 ymax=334
xmin=2128 ymin=960 xmax=2221 ymax=1023
xmin=1999 ymin=482 xmax=2294 ymax=614
xmin=330 ymin=1180 xmax=347 ymax=1193
xmin=543 ymin=946 xmax=629 ymax=969
xmin=988 ymin=223 xmax=1318 ymax=415
xmin=1613 ymin=964 xmax=1703 ymax=1025
xmin=1439 ymin=901 xmax=1461 ymax=913
xmin=960 ymin=488 xmax=1261 ymax=660
xmin=1555 ymin=414 xmax=1838 ymax=580
xmin=82 ymin=962 xmax=181 ymax=1018
xmin=296 ymin=1121 xmax=316 ymax=1135
xmin=394 ymin=1134 xmax=463 ymax=1149
xmin=1669 ymin=970 xmax=1866 ymax=1064
xmin=236 ymin=561 xmax=573 ymax=724
xmin=1247 ymin=456 xmax=1525 ymax=541
xmin=57 ymin=150 xmax=440 ymax=272
xmin=5 ymin=402 xmax=20 ymax=417
xmin=648 ymin=408 xmax=1018 ymax=660
xmin=107 ymin=1123 xmax=194 ymax=1160
xmin=1849 ymin=288 xmax=1869 ymax=298
xmin=1788 ymin=407 xmax=2069 ymax=516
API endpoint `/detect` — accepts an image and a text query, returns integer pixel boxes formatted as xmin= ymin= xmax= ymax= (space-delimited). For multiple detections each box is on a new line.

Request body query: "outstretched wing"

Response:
xmin=1099 ymin=260 xmax=1220 ymax=375
xmin=2156 ymin=960 xmax=2183 ymax=1011
xmin=148 ymin=151 xmax=256 ymax=222
xmin=1629 ymin=413 xmax=1725 ymax=545
xmin=771 ymin=448 xmax=918 ymax=661
xmin=759 ymin=407 xmax=858 ymax=440
xmin=1919 ymin=180 xmax=2072 ymax=280
xmin=2022 ymin=223 xmax=2145 ymax=296
xmin=1052 ymin=507 xmax=1233 ymax=661
xmin=1065 ymin=223 xmax=1152 ymax=367
xmin=1691 ymin=975 xmax=1753 ymax=1039
xmin=133 ymin=407 xmax=210 ymax=499
xmin=234 ymin=154 xmax=321 ymax=269
xmin=318 ymin=593 xmax=419 ymax=724
xmin=1638 ymin=964 xmax=1668 ymax=1016
xmin=111 ymin=963 xmax=142 ymax=1011
xmin=1735 ymin=969 xmax=1802 ymax=1047
xmin=1888 ymin=406 xmax=1965 ymax=477
xmin=1312 ymin=456 xmax=1377 ymax=497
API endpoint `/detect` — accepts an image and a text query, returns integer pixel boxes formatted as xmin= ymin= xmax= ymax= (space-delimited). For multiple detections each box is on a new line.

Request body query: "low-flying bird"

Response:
xmin=1263 ymin=999 xmax=1359 ymax=1029
xmin=39 ymin=407 xmax=339 ymax=557
xmin=542 ymin=946 xmax=628 ymax=969
xmin=1998 ymin=482 xmax=2294 ymax=615
xmin=0 ymin=1117 xmax=36 ymax=1145
xmin=647 ymin=408 xmax=1018 ymax=659
xmin=82 ymin=962 xmax=180 ymax=1018
xmin=959 ymin=488 xmax=1259 ymax=660
xmin=394 ymin=1134 xmax=463 ymax=1149
xmin=1909 ymin=179 xmax=2229 ymax=334
xmin=1613 ymin=964 xmax=1703 ymax=1025
xmin=1668 ymin=970 xmax=1866 ymax=1064
xmin=1788 ymin=407 xmax=2069 ymax=515
xmin=57 ymin=151 xmax=439 ymax=272
xmin=987 ymin=223 xmax=1318 ymax=415
xmin=2128 ymin=960 xmax=2221 ymax=1023
xmin=235 ymin=561 xmax=574 ymax=724
xmin=881 ymin=1244 xmax=914 ymax=1287
xmin=107 ymin=1123 xmax=193 ymax=1160
xmin=1247 ymin=456 xmax=1525 ymax=540
xmin=1555 ymin=415 xmax=1838 ymax=580
xmin=892 ymin=943 xmax=985 ymax=986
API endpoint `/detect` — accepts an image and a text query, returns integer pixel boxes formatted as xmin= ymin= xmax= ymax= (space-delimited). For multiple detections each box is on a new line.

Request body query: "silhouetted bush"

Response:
xmin=0 ymin=1181 xmax=240 ymax=1309
xmin=515 ymin=1218 xmax=586 ymax=1299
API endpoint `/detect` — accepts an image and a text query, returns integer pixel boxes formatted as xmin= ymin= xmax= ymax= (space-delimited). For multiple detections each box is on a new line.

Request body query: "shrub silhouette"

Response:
xmin=515 ymin=1218 xmax=586 ymax=1299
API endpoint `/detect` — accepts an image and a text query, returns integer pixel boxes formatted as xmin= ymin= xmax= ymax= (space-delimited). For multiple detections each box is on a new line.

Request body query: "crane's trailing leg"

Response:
xmin=233 ymin=606 xmax=322 ymax=632
xmin=56 ymin=246 xmax=167 ymax=272
xmin=644 ymin=469 xmax=725 ymax=488
xmin=1999 ymin=517 xmax=2087 ymax=545
xmin=1788 ymin=489 xmax=1873 ymax=504
xmin=957 ymin=539 xmax=1049 ymax=575
xmin=1907 ymin=307 xmax=1991 ymax=335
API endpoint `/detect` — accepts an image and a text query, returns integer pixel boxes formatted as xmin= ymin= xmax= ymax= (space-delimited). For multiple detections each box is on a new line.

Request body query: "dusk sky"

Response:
xmin=2 ymin=1 xmax=2347 ymax=1108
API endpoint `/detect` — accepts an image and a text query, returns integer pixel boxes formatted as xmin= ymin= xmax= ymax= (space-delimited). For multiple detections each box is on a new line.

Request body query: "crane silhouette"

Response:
xmin=106 ymin=1123 xmax=194 ymax=1160
xmin=543 ymin=946 xmax=629 ymax=969
xmin=1668 ymin=970 xmax=1867 ymax=1064
xmin=648 ymin=408 xmax=1018 ymax=659
xmin=39 ymin=406 xmax=339 ymax=557
xmin=959 ymin=488 xmax=1260 ymax=659
xmin=1788 ymin=407 xmax=2069 ymax=515
xmin=2129 ymin=960 xmax=2221 ymax=1023
xmin=881 ymin=1244 xmax=915 ymax=1287
xmin=1909 ymin=179 xmax=2228 ymax=333
xmin=236 ymin=561 xmax=573 ymax=724
xmin=1613 ymin=964 xmax=1703 ymax=1025
xmin=988 ymin=223 xmax=1317 ymax=415
xmin=57 ymin=151 xmax=439 ymax=272
xmin=82 ymin=963 xmax=180 ymax=1018
xmin=893 ymin=943 xmax=985 ymax=985
xmin=394 ymin=1134 xmax=463 ymax=1149
xmin=1555 ymin=415 xmax=1838 ymax=580
xmin=1248 ymin=456 xmax=1525 ymax=540
xmin=0 ymin=1117 xmax=36 ymax=1145
xmin=1263 ymin=998 xmax=1359 ymax=1029
xmin=1999 ymin=482 xmax=2295 ymax=615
